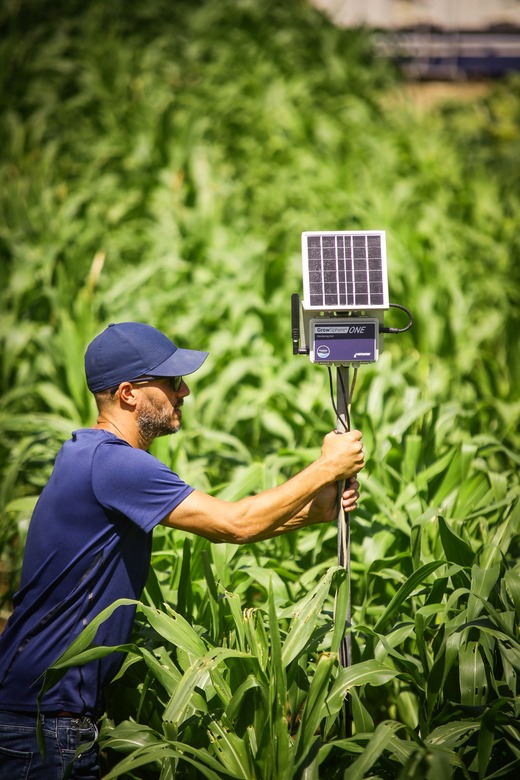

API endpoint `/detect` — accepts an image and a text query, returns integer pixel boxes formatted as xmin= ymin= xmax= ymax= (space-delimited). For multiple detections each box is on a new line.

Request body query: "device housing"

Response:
xmin=309 ymin=317 xmax=380 ymax=365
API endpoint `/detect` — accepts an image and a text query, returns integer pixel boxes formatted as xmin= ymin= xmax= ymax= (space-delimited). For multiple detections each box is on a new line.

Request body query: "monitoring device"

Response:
xmin=292 ymin=230 xmax=411 ymax=366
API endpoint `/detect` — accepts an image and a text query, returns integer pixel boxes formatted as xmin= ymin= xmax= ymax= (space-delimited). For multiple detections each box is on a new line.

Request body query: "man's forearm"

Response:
xmin=163 ymin=430 xmax=364 ymax=543
xmin=165 ymin=460 xmax=339 ymax=544
xmin=229 ymin=459 xmax=339 ymax=542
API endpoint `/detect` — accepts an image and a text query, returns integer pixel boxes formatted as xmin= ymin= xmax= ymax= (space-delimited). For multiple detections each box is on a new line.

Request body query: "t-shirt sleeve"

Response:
xmin=91 ymin=440 xmax=194 ymax=532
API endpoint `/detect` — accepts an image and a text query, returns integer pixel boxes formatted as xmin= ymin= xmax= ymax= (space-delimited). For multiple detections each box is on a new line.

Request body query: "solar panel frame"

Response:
xmin=302 ymin=230 xmax=389 ymax=311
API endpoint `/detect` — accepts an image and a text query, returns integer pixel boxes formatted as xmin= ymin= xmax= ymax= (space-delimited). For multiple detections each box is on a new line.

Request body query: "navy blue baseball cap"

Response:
xmin=85 ymin=322 xmax=208 ymax=392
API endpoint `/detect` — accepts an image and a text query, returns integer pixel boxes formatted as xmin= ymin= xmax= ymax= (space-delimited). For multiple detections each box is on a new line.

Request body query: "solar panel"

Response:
xmin=302 ymin=231 xmax=389 ymax=311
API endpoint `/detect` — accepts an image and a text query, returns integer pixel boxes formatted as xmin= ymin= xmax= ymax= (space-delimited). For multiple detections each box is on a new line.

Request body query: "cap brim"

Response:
xmin=148 ymin=347 xmax=208 ymax=378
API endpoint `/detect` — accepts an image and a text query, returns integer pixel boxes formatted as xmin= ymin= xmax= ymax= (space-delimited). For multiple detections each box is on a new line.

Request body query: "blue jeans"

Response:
xmin=0 ymin=711 xmax=99 ymax=780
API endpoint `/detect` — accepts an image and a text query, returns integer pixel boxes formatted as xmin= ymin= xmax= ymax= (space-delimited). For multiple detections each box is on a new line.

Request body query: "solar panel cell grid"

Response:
xmin=303 ymin=231 xmax=388 ymax=310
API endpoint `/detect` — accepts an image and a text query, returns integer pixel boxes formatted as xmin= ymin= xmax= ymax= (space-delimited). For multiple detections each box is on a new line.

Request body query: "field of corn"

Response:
xmin=1 ymin=0 xmax=519 ymax=778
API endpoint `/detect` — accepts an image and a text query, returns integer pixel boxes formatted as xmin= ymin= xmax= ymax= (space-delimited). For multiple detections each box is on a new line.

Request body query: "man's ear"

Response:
xmin=118 ymin=382 xmax=138 ymax=407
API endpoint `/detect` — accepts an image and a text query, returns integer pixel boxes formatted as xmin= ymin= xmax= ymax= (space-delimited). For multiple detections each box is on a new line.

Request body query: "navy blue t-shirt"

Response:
xmin=0 ymin=429 xmax=194 ymax=716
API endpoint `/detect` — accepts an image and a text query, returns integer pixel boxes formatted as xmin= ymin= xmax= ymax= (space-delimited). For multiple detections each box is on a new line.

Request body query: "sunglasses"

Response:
xmin=110 ymin=376 xmax=183 ymax=394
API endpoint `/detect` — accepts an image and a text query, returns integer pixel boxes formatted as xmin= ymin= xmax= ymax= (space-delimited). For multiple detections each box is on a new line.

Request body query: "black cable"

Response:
xmin=327 ymin=366 xmax=358 ymax=432
xmin=380 ymin=302 xmax=413 ymax=334
xmin=337 ymin=367 xmax=351 ymax=432
xmin=328 ymin=367 xmax=349 ymax=432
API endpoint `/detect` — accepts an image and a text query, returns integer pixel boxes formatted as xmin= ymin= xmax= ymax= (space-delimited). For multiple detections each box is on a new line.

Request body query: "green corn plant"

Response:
xmin=38 ymin=568 xmax=404 ymax=779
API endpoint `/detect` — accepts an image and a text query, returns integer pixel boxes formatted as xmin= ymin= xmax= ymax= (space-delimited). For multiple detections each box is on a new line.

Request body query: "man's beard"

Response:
xmin=137 ymin=396 xmax=180 ymax=441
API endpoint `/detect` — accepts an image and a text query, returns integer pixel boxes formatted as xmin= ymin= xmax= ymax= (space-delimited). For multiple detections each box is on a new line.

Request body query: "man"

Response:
xmin=0 ymin=321 xmax=364 ymax=779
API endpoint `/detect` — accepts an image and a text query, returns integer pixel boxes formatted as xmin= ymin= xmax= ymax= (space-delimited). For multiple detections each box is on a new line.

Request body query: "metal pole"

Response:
xmin=335 ymin=364 xmax=353 ymax=738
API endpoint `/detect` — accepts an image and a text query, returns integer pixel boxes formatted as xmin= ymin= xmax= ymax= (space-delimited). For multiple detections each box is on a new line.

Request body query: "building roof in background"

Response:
xmin=312 ymin=0 xmax=520 ymax=32
xmin=312 ymin=0 xmax=520 ymax=78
